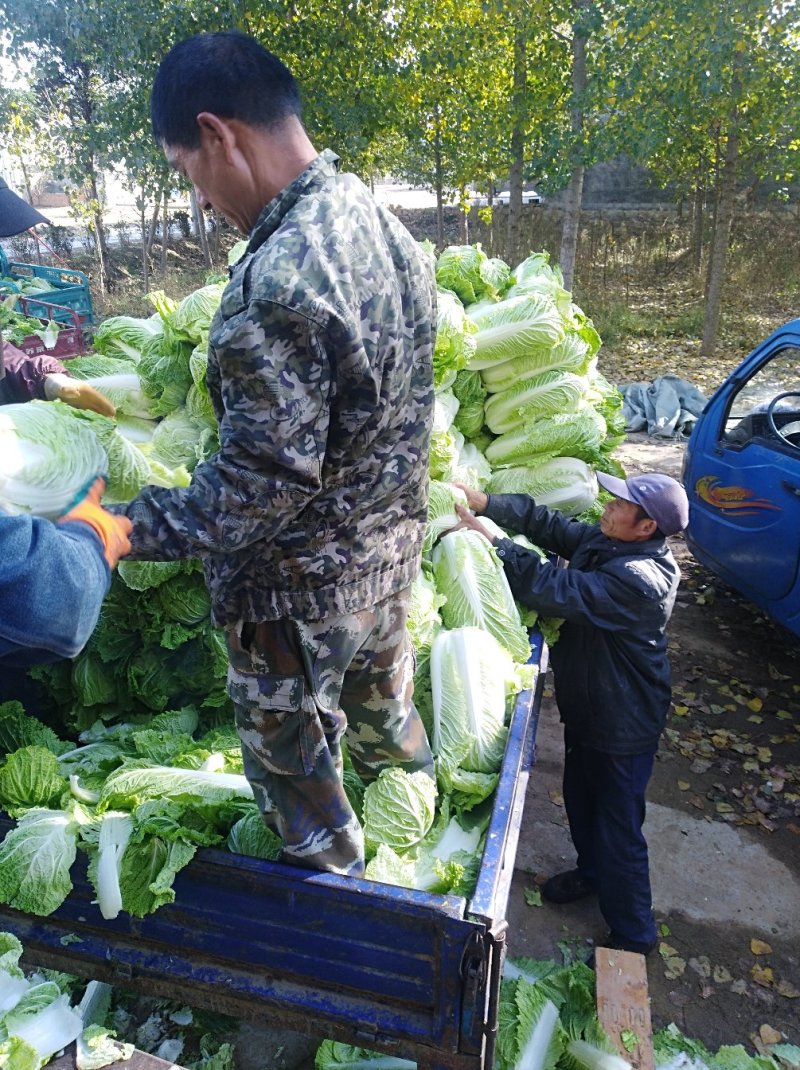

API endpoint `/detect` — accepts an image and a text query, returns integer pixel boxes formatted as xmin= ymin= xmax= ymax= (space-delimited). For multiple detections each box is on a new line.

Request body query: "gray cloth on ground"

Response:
xmin=620 ymin=375 xmax=708 ymax=438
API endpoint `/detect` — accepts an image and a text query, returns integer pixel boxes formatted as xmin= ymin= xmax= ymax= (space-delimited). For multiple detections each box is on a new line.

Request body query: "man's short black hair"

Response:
xmin=151 ymin=31 xmax=302 ymax=149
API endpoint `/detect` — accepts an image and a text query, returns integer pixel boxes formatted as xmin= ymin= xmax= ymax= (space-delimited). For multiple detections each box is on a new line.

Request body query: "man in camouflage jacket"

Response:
xmin=115 ymin=30 xmax=437 ymax=875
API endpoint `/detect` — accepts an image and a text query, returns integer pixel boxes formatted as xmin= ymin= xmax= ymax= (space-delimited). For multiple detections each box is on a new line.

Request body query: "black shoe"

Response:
xmin=541 ymin=869 xmax=597 ymax=904
xmin=603 ymin=931 xmax=657 ymax=956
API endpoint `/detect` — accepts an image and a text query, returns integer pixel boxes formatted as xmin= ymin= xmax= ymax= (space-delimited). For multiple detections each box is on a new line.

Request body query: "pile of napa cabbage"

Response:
xmin=0 ymin=246 xmax=627 ymax=921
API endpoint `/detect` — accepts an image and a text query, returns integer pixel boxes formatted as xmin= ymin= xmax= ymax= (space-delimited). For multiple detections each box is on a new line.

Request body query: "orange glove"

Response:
xmin=59 ymin=478 xmax=133 ymax=569
xmin=49 ymin=377 xmax=117 ymax=418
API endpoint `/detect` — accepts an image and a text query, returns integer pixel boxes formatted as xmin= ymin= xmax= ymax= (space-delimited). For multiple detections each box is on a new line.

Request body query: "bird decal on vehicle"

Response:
xmin=694 ymin=476 xmax=781 ymax=515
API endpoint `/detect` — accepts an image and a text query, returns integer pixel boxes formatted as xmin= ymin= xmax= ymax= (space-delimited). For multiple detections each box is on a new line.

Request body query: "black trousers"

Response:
xmin=563 ymin=729 xmax=657 ymax=947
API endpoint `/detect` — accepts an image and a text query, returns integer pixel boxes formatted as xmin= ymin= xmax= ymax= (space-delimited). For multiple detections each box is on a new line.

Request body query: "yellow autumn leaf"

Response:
xmin=747 ymin=715 xmax=763 ymax=724
xmin=677 ymin=780 xmax=691 ymax=791
xmin=776 ymin=979 xmax=800 ymax=999
xmin=757 ymin=747 xmax=772 ymax=763
xmin=776 ymin=710 xmax=792 ymax=720
xmin=747 ymin=697 xmax=763 ymax=712
xmin=751 ymin=938 xmax=772 ymax=955
xmin=716 ymin=802 xmax=735 ymax=813
xmin=751 ymin=964 xmax=774 ymax=987
xmin=673 ymin=705 xmax=689 ymax=716
xmin=759 ymin=1025 xmax=783 ymax=1045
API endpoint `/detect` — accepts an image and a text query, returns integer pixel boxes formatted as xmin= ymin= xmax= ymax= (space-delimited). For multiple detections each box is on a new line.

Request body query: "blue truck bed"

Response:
xmin=0 ymin=635 xmax=547 ymax=1070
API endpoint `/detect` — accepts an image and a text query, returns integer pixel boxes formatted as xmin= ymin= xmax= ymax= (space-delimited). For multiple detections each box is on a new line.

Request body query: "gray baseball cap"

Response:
xmin=597 ymin=471 xmax=689 ymax=536
xmin=0 ymin=177 xmax=50 ymax=238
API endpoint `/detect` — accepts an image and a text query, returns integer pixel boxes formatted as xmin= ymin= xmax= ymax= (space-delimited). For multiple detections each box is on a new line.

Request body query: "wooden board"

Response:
xmin=49 ymin=1043 xmax=186 ymax=1070
xmin=595 ymin=947 xmax=655 ymax=1070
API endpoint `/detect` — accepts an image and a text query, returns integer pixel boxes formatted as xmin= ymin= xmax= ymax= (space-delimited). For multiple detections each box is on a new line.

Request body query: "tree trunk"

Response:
xmin=691 ymin=182 xmax=704 ymax=276
xmin=507 ymin=18 xmax=528 ymax=264
xmin=86 ymin=169 xmax=115 ymax=294
xmin=17 ymin=158 xmax=42 ymax=264
xmin=139 ymin=189 xmax=149 ymax=295
xmin=190 ymin=187 xmax=212 ymax=269
xmin=702 ymin=126 xmax=739 ymax=358
xmin=559 ymin=0 xmax=588 ymax=291
xmin=434 ymin=115 xmax=445 ymax=250
xmin=146 ymin=191 xmax=161 ymax=257
xmin=160 ymin=190 xmax=168 ymax=277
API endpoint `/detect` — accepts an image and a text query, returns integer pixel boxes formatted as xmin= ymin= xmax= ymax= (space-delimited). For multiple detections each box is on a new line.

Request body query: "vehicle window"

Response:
xmin=722 ymin=345 xmax=800 ymax=447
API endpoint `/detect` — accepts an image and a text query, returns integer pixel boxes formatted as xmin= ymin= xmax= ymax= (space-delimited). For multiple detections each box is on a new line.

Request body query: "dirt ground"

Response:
xmin=507 ymin=434 xmax=800 ymax=1058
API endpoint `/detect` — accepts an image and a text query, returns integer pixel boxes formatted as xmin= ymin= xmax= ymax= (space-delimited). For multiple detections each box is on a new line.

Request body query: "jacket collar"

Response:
xmin=244 ymin=149 xmax=340 ymax=257
xmin=595 ymin=528 xmax=669 ymax=557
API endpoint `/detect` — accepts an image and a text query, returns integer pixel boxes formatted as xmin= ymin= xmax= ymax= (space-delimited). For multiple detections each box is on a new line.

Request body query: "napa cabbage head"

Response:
xmin=487 ymin=456 xmax=598 ymax=517
xmin=452 ymin=369 xmax=487 ymax=439
xmin=169 ymin=283 xmax=225 ymax=345
xmin=93 ymin=315 xmax=162 ymax=362
xmin=432 ymin=530 xmax=531 ymax=663
xmin=362 ymin=767 xmax=437 ymax=856
xmin=147 ymin=407 xmax=217 ymax=472
xmin=480 ymin=333 xmax=594 ymax=394
xmin=137 ymin=334 xmax=194 ymax=418
xmin=433 ymin=288 xmax=478 ymax=390
xmin=429 ymin=399 xmax=465 ymax=480
xmin=435 ymin=243 xmax=505 ymax=306
xmin=467 ymin=293 xmax=566 ymax=370
xmin=505 ymin=251 xmax=574 ymax=320
xmin=0 ymin=401 xmax=108 ymax=519
xmin=430 ymin=627 xmax=515 ymax=789
xmin=485 ymin=408 xmax=607 ymax=468
xmin=423 ymin=480 xmax=468 ymax=556
xmin=407 ymin=567 xmax=447 ymax=659
xmin=62 ymin=408 xmax=191 ymax=502
xmin=449 ymin=440 xmax=492 ymax=491
xmin=484 ymin=371 xmax=588 ymax=435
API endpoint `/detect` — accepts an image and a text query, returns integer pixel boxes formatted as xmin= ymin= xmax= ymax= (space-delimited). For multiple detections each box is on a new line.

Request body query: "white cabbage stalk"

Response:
xmin=567 ymin=1039 xmax=632 ymax=1070
xmin=95 ymin=812 xmax=134 ymax=920
xmin=9 ymin=993 xmax=84 ymax=1066
xmin=515 ymin=998 xmax=560 ymax=1070
xmin=0 ymin=970 xmax=30 ymax=1014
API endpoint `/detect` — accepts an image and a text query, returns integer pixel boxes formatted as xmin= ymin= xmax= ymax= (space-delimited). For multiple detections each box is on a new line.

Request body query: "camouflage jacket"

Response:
xmin=120 ymin=150 xmax=436 ymax=624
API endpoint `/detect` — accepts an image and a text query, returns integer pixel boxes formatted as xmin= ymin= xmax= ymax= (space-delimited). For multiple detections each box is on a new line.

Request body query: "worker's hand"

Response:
xmin=46 ymin=375 xmax=117 ymax=418
xmin=452 ymin=503 xmax=495 ymax=544
xmin=59 ymin=478 xmax=133 ymax=569
xmin=451 ymin=482 xmax=488 ymax=514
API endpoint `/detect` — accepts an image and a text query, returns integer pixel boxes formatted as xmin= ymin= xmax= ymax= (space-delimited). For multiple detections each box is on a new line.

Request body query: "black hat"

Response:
xmin=0 ymin=177 xmax=50 ymax=238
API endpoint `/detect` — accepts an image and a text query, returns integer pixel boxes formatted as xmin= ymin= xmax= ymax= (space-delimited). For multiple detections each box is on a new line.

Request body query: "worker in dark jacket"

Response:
xmin=0 ymin=341 xmax=116 ymax=415
xmin=454 ymin=470 xmax=689 ymax=956
xmin=109 ymin=31 xmax=436 ymax=877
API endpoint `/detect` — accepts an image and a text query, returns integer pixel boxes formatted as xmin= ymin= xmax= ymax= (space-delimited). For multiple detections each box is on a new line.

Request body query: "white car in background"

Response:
xmin=470 ymin=188 xmax=543 ymax=207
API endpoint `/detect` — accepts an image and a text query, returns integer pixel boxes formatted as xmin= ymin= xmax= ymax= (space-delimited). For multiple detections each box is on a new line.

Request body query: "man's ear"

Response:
xmin=639 ymin=517 xmax=658 ymax=538
xmin=196 ymin=112 xmax=237 ymax=162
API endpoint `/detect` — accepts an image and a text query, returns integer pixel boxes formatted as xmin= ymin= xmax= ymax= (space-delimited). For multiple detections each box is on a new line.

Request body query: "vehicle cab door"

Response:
xmin=684 ymin=324 xmax=800 ymax=604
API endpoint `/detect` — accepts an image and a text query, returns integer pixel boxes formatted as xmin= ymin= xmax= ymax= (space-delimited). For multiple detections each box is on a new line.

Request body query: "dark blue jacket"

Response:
xmin=0 ymin=514 xmax=110 ymax=666
xmin=485 ymin=494 xmax=680 ymax=755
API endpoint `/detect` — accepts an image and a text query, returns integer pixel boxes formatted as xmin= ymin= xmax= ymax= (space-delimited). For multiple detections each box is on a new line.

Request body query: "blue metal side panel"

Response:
xmin=0 ymin=633 xmax=546 ymax=1068
xmin=0 ymin=835 xmax=479 ymax=1050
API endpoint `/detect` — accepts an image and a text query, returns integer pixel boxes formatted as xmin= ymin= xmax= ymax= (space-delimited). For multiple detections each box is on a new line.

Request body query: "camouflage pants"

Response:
xmin=225 ymin=586 xmax=434 ymax=877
